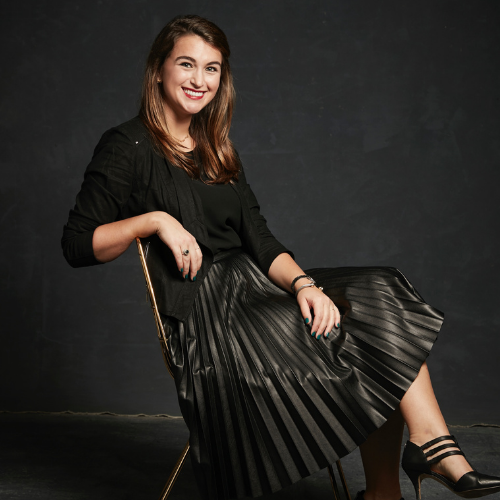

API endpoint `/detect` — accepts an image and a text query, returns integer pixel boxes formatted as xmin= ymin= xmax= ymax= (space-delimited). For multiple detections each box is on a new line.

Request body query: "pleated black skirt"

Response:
xmin=164 ymin=248 xmax=444 ymax=500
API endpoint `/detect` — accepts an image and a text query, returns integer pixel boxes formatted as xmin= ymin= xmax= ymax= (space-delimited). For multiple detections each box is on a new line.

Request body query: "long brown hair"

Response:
xmin=140 ymin=15 xmax=239 ymax=184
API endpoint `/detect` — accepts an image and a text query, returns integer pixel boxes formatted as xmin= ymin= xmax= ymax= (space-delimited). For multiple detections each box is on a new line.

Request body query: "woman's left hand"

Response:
xmin=296 ymin=286 xmax=340 ymax=340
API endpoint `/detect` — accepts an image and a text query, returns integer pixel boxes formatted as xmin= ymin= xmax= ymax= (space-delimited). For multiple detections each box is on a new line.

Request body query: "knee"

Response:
xmin=368 ymin=267 xmax=414 ymax=291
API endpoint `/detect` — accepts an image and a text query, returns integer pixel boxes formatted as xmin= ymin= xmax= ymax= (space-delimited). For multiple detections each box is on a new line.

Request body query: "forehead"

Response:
xmin=169 ymin=34 xmax=222 ymax=63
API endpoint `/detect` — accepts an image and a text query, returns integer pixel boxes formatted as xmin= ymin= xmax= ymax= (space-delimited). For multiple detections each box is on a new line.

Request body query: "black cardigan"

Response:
xmin=62 ymin=117 xmax=294 ymax=321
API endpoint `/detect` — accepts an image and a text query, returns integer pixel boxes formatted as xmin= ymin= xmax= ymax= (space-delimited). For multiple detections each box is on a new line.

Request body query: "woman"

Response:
xmin=62 ymin=15 xmax=500 ymax=500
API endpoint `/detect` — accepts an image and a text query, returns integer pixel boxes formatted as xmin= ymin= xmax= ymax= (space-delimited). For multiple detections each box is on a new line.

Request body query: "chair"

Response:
xmin=135 ymin=237 xmax=352 ymax=500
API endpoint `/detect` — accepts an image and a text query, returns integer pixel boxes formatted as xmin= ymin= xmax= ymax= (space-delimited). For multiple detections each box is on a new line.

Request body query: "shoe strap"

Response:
xmin=427 ymin=449 xmax=465 ymax=465
xmin=424 ymin=442 xmax=462 ymax=458
xmin=420 ymin=434 xmax=457 ymax=451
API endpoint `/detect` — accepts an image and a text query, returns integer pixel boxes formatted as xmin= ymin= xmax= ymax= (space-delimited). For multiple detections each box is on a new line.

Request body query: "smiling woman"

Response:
xmin=61 ymin=14 xmax=500 ymax=500
xmin=140 ymin=16 xmax=239 ymax=185
xmin=158 ymin=36 xmax=222 ymax=138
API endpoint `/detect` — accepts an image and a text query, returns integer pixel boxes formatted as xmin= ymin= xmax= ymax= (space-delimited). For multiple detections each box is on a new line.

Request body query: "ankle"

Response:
xmin=408 ymin=428 xmax=450 ymax=447
xmin=405 ymin=433 xmax=474 ymax=483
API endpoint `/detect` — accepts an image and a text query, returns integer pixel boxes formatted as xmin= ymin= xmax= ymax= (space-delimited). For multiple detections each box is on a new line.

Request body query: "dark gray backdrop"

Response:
xmin=1 ymin=0 xmax=499 ymax=425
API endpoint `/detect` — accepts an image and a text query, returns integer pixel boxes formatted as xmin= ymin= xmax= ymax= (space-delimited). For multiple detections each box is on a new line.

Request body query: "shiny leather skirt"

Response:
xmin=163 ymin=248 xmax=443 ymax=500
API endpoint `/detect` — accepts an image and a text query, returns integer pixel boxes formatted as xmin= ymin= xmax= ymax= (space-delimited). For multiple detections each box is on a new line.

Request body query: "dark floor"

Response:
xmin=0 ymin=413 xmax=499 ymax=500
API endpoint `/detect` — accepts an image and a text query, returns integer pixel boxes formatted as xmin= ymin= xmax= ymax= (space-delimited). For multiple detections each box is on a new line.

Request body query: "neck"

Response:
xmin=163 ymin=105 xmax=192 ymax=141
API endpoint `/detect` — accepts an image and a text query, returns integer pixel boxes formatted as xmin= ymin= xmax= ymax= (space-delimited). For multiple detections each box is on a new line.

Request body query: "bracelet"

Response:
xmin=294 ymin=283 xmax=316 ymax=297
xmin=290 ymin=274 xmax=315 ymax=293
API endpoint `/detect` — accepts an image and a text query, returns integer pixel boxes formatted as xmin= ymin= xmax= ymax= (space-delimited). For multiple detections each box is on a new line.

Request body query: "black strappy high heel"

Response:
xmin=401 ymin=435 xmax=500 ymax=499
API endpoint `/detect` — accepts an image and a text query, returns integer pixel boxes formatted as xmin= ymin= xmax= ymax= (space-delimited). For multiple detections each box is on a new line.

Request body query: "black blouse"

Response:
xmin=61 ymin=117 xmax=294 ymax=320
xmin=188 ymin=159 xmax=242 ymax=254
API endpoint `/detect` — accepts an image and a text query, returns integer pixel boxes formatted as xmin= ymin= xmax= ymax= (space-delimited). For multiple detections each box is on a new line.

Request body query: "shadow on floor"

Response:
xmin=0 ymin=413 xmax=499 ymax=500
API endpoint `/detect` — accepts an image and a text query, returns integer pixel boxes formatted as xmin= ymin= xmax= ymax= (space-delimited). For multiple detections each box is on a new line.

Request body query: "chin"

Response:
xmin=184 ymin=103 xmax=209 ymax=116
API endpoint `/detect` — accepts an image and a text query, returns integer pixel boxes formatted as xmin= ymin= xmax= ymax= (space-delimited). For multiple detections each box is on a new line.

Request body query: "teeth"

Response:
xmin=184 ymin=88 xmax=204 ymax=97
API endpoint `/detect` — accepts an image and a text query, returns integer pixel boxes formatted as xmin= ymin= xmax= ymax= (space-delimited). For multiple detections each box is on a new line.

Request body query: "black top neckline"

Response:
xmin=185 ymin=154 xmax=242 ymax=254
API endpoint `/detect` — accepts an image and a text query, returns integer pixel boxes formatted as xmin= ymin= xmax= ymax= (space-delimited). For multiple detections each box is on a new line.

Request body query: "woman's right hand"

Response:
xmin=92 ymin=211 xmax=202 ymax=280
xmin=152 ymin=212 xmax=203 ymax=281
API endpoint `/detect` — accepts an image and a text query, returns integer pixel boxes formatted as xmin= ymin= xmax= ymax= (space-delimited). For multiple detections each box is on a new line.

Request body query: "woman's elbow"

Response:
xmin=61 ymin=230 xmax=102 ymax=268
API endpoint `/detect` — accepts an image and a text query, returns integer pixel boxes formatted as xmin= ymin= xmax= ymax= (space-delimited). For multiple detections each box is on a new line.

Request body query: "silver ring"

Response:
xmin=182 ymin=249 xmax=189 ymax=256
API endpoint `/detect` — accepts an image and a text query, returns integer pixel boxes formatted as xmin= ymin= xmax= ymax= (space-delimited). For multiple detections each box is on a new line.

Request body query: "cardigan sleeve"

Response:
xmin=61 ymin=128 xmax=137 ymax=268
xmin=237 ymin=163 xmax=295 ymax=273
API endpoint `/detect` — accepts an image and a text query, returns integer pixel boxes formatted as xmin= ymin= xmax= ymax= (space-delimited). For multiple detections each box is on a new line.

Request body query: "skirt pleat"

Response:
xmin=164 ymin=249 xmax=443 ymax=499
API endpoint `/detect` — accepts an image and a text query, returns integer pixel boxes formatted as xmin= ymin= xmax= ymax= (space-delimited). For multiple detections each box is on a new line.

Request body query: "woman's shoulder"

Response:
xmin=98 ymin=116 xmax=150 ymax=148
xmin=84 ymin=116 xmax=162 ymax=181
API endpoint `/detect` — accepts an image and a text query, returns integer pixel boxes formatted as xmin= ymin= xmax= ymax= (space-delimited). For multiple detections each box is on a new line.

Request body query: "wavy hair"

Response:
xmin=140 ymin=15 xmax=239 ymax=183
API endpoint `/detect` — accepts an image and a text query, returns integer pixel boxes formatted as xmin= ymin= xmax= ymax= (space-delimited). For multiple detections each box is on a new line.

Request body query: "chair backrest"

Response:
xmin=135 ymin=237 xmax=174 ymax=378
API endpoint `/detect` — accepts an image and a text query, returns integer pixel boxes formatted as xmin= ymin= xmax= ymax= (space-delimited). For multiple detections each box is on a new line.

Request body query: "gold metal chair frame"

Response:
xmin=136 ymin=237 xmax=351 ymax=500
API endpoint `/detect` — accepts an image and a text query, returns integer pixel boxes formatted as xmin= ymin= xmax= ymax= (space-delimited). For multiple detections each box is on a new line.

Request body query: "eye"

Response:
xmin=180 ymin=62 xmax=192 ymax=68
xmin=206 ymin=66 xmax=219 ymax=73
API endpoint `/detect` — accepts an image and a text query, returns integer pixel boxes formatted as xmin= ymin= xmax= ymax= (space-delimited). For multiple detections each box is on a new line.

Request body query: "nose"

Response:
xmin=190 ymin=67 xmax=205 ymax=89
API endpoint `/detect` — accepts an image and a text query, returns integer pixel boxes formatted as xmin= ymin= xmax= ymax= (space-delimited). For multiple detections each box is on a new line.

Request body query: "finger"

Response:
xmin=310 ymin=301 xmax=325 ymax=339
xmin=180 ymin=246 xmax=191 ymax=279
xmin=188 ymin=241 xmax=202 ymax=281
xmin=187 ymin=249 xmax=194 ymax=280
xmin=173 ymin=249 xmax=184 ymax=275
xmin=324 ymin=304 xmax=336 ymax=339
xmin=333 ymin=303 xmax=341 ymax=330
xmin=315 ymin=302 xmax=329 ymax=340
xmin=191 ymin=246 xmax=202 ymax=281
xmin=191 ymin=240 xmax=203 ymax=281
xmin=297 ymin=295 xmax=312 ymax=328
xmin=189 ymin=251 xmax=198 ymax=281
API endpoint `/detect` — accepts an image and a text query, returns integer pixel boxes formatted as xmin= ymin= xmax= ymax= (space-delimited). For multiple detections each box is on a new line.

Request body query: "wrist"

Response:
xmin=122 ymin=212 xmax=165 ymax=241
xmin=290 ymin=274 xmax=315 ymax=293
xmin=294 ymin=277 xmax=313 ymax=290
xmin=149 ymin=211 xmax=162 ymax=236
xmin=294 ymin=283 xmax=314 ymax=297
xmin=295 ymin=283 xmax=324 ymax=298
xmin=145 ymin=211 xmax=169 ymax=237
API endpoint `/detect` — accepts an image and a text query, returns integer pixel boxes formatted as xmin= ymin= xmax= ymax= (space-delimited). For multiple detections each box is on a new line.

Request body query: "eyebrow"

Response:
xmin=174 ymin=56 xmax=221 ymax=66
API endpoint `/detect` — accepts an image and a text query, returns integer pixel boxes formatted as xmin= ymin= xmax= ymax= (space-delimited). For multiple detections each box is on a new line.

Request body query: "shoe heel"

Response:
xmin=402 ymin=436 xmax=500 ymax=500
xmin=403 ymin=467 xmax=422 ymax=500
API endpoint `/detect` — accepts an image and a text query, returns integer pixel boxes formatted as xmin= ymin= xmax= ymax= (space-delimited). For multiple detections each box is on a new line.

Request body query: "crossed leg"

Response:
xmin=359 ymin=361 xmax=473 ymax=500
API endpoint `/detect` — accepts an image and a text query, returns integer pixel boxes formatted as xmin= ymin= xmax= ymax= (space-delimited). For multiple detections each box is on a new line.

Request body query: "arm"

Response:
xmin=92 ymin=211 xmax=202 ymax=280
xmin=268 ymin=253 xmax=341 ymax=340
xmin=62 ymin=128 xmax=201 ymax=279
xmin=236 ymin=159 xmax=340 ymax=339
xmin=237 ymin=164 xmax=295 ymax=271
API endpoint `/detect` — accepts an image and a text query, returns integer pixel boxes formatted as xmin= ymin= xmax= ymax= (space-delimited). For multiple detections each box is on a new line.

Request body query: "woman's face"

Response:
xmin=159 ymin=35 xmax=222 ymax=120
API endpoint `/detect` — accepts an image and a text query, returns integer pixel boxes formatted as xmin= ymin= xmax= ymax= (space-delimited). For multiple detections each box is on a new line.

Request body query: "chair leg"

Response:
xmin=328 ymin=463 xmax=341 ymax=500
xmin=158 ymin=440 xmax=190 ymax=500
xmin=336 ymin=460 xmax=351 ymax=500
xmin=328 ymin=461 xmax=351 ymax=500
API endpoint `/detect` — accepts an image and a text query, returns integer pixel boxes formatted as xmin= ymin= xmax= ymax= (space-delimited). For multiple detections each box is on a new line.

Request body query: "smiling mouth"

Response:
xmin=183 ymin=87 xmax=206 ymax=99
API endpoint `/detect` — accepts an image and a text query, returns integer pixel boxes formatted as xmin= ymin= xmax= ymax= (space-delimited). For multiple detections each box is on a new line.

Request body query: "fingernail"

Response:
xmin=316 ymin=333 xmax=321 ymax=340
xmin=312 ymin=331 xmax=316 ymax=337
xmin=326 ymin=331 xmax=330 ymax=338
xmin=196 ymin=271 xmax=199 ymax=276
xmin=184 ymin=274 xmax=188 ymax=279
xmin=180 ymin=268 xmax=183 ymax=273
xmin=304 ymin=318 xmax=309 ymax=325
xmin=336 ymin=322 xmax=340 ymax=328
xmin=192 ymin=276 xmax=196 ymax=282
